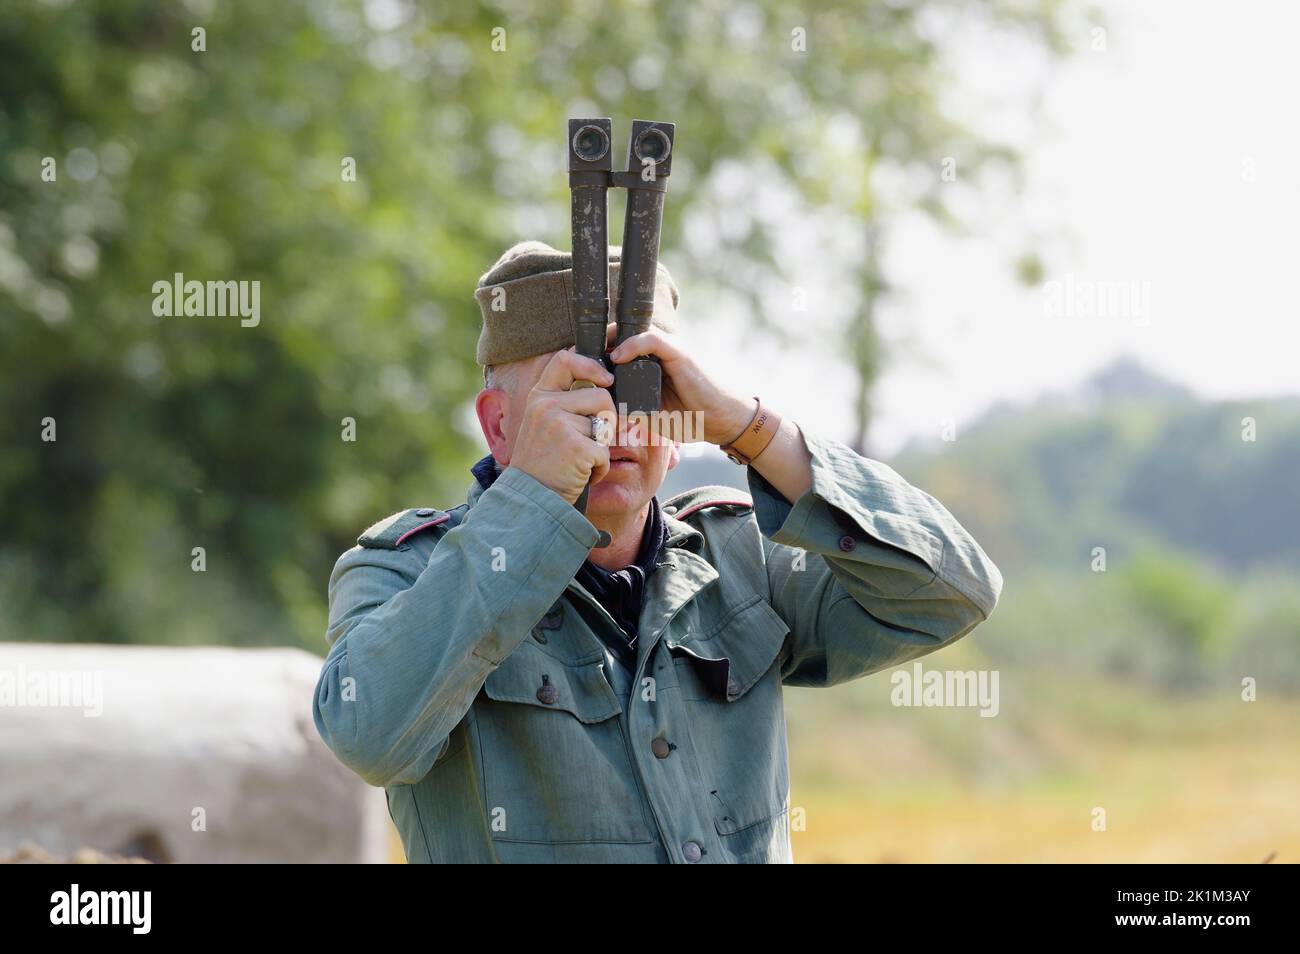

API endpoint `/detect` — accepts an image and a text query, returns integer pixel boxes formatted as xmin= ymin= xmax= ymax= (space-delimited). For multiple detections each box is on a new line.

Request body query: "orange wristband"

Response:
xmin=719 ymin=398 xmax=780 ymax=466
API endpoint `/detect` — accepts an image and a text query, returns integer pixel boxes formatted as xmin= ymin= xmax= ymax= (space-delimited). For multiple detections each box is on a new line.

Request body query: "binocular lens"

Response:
xmin=572 ymin=125 xmax=610 ymax=162
xmin=633 ymin=128 xmax=671 ymax=164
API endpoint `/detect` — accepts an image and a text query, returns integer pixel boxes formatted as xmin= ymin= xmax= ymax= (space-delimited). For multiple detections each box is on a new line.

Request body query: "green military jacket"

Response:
xmin=313 ymin=430 xmax=1002 ymax=863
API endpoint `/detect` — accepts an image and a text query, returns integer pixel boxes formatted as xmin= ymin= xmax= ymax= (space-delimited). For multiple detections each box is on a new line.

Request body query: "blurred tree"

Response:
xmin=1131 ymin=559 xmax=1228 ymax=650
xmin=0 ymin=0 xmax=1079 ymax=647
xmin=897 ymin=365 xmax=1300 ymax=577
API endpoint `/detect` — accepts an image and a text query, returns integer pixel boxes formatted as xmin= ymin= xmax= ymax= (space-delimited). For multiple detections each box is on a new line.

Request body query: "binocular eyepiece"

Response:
xmin=632 ymin=126 xmax=672 ymax=165
xmin=571 ymin=123 xmax=610 ymax=163
xmin=570 ymin=120 xmax=672 ymax=168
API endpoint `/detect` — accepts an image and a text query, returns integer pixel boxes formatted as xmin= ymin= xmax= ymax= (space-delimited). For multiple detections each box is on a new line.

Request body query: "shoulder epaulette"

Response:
xmin=663 ymin=485 xmax=754 ymax=521
xmin=357 ymin=505 xmax=465 ymax=550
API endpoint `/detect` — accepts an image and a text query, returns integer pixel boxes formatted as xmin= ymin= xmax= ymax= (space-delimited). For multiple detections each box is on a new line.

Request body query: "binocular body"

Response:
xmin=567 ymin=117 xmax=676 ymax=535
xmin=568 ymin=117 xmax=675 ymax=416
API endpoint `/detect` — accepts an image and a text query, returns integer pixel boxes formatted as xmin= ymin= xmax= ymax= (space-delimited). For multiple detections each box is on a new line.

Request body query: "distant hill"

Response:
xmin=659 ymin=360 xmax=1299 ymax=574
xmin=894 ymin=360 xmax=1300 ymax=573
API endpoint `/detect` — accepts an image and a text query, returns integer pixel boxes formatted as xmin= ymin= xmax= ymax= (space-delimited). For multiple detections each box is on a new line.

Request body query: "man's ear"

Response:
xmin=475 ymin=388 xmax=510 ymax=464
xmin=665 ymin=440 xmax=681 ymax=472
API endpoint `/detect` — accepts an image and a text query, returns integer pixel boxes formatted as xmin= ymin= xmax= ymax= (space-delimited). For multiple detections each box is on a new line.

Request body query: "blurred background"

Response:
xmin=1 ymin=0 xmax=1297 ymax=862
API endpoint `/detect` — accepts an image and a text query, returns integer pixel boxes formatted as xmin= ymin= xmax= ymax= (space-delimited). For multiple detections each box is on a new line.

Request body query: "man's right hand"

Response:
xmin=509 ymin=348 xmax=616 ymax=504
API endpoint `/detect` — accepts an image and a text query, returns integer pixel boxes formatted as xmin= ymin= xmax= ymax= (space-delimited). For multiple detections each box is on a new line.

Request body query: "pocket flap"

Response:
xmin=669 ymin=598 xmax=789 ymax=701
xmin=483 ymin=644 xmax=622 ymax=723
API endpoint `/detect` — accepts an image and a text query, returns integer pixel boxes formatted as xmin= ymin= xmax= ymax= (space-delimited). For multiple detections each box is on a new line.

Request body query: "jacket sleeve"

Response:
xmin=748 ymin=428 xmax=1003 ymax=688
xmin=313 ymin=467 xmax=600 ymax=788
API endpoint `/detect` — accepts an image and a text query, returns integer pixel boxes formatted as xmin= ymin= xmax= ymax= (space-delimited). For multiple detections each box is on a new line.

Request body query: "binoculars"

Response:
xmin=567 ymin=117 xmax=676 ymax=539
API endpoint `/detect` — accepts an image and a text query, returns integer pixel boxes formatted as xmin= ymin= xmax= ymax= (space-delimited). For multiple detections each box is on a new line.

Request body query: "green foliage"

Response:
xmin=0 ymin=0 xmax=1076 ymax=647
xmin=886 ymin=362 xmax=1300 ymax=695
xmin=966 ymin=561 xmax=1296 ymax=695
xmin=897 ymin=364 xmax=1300 ymax=575
xmin=1121 ymin=549 xmax=1231 ymax=656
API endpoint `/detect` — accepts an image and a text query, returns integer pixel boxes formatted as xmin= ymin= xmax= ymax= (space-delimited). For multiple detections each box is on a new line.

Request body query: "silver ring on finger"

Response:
xmin=589 ymin=414 xmax=610 ymax=445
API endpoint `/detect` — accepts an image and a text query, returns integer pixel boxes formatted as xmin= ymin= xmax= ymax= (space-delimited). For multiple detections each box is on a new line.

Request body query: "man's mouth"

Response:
xmin=610 ymin=452 xmax=639 ymax=466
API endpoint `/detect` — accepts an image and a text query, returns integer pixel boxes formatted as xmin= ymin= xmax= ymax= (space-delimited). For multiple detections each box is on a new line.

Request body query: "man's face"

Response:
xmin=488 ymin=350 xmax=679 ymax=518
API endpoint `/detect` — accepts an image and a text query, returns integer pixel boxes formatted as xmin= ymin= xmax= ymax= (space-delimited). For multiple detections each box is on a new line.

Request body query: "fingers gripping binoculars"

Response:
xmin=567 ymin=117 xmax=676 ymax=539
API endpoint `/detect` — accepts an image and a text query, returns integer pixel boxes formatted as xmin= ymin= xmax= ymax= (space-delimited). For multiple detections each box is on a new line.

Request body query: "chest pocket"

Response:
xmin=476 ymin=639 xmax=655 ymax=846
xmin=669 ymin=596 xmax=789 ymax=701
xmin=668 ymin=597 xmax=792 ymax=842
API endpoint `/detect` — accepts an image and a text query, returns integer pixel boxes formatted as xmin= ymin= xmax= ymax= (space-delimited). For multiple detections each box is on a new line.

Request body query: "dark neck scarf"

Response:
xmin=471 ymin=455 xmax=668 ymax=668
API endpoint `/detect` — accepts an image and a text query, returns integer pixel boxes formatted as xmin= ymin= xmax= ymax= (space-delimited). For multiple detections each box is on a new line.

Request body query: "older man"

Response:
xmin=313 ymin=240 xmax=1002 ymax=863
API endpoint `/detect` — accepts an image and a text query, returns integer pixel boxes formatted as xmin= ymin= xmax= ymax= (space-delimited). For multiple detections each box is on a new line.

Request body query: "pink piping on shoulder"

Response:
xmin=395 ymin=513 xmax=451 ymax=547
xmin=670 ymin=499 xmax=752 ymax=520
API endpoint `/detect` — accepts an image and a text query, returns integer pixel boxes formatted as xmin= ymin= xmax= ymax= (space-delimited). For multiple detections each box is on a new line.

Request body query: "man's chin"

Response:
xmin=587 ymin=471 xmax=651 ymax=516
xmin=587 ymin=488 xmax=637 ymax=514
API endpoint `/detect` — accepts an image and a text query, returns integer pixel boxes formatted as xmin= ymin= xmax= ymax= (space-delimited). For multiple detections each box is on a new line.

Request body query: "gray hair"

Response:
xmin=483 ymin=361 xmax=523 ymax=393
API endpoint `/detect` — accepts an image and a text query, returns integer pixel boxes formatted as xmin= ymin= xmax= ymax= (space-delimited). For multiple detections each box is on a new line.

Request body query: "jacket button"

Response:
xmin=837 ymin=534 xmax=856 ymax=552
xmin=532 ymin=629 xmax=548 ymax=645
xmin=651 ymin=737 xmax=671 ymax=759
xmin=682 ymin=841 xmax=702 ymax=863
xmin=536 ymin=675 xmax=558 ymax=705
xmin=416 ymin=508 xmax=436 ymax=517
xmin=726 ymin=677 xmax=741 ymax=697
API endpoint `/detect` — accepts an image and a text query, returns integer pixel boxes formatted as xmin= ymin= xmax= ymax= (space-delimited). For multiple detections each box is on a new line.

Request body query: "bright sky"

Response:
xmin=676 ymin=0 xmax=1300 ymax=456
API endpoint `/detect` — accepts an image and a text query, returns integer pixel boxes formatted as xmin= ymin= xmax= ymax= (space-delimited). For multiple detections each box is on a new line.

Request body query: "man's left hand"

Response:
xmin=608 ymin=328 xmax=755 ymax=446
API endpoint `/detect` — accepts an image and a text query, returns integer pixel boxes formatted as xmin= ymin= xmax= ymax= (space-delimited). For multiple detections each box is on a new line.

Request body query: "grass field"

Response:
xmin=385 ymin=673 xmax=1299 ymax=863
xmin=784 ymin=677 xmax=1299 ymax=863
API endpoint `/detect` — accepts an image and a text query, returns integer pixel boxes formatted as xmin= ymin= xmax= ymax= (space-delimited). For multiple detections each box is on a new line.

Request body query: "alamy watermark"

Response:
xmin=50 ymin=884 xmax=150 ymax=934
xmin=590 ymin=404 xmax=706 ymax=447
xmin=152 ymin=272 xmax=260 ymax=327
xmin=890 ymin=662 xmax=999 ymax=718
xmin=0 ymin=664 xmax=103 ymax=717
xmin=1043 ymin=273 xmax=1151 ymax=326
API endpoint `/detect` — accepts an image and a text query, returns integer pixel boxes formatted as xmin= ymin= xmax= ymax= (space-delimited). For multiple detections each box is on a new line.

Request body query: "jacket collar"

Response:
xmin=632 ymin=544 xmax=717 ymax=672
xmin=466 ymin=475 xmax=489 ymax=510
xmin=464 ymin=459 xmax=715 ymax=676
xmin=661 ymin=510 xmax=705 ymax=553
